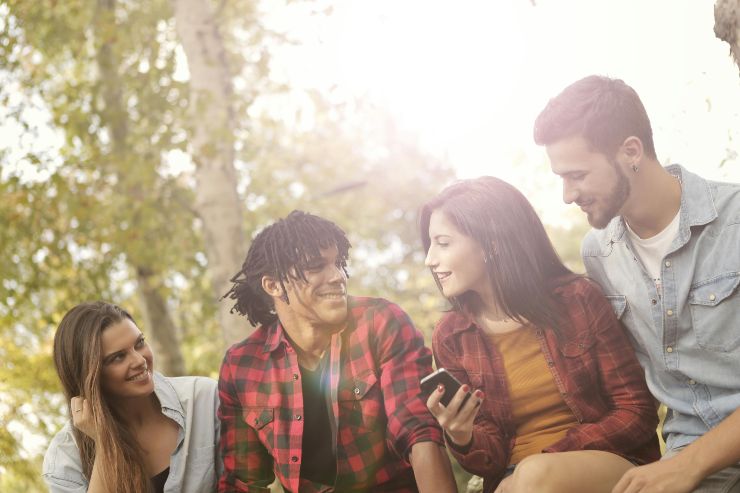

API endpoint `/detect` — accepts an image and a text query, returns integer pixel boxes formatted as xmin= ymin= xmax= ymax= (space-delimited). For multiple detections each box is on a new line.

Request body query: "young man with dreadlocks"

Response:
xmin=217 ymin=210 xmax=457 ymax=493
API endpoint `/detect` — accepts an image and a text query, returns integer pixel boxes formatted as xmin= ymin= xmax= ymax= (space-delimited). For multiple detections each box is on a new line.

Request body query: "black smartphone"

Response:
xmin=420 ymin=368 xmax=471 ymax=408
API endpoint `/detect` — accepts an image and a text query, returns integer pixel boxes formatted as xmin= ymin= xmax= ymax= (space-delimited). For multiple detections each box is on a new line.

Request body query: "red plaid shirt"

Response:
xmin=434 ymin=277 xmax=660 ymax=492
xmin=218 ymin=296 xmax=444 ymax=493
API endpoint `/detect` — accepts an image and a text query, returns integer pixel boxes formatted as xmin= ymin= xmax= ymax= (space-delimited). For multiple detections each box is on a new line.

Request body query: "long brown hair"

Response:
xmin=420 ymin=176 xmax=574 ymax=332
xmin=53 ymin=301 xmax=153 ymax=493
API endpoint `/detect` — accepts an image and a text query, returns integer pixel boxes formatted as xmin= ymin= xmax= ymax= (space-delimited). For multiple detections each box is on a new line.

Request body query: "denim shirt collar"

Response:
xmin=604 ymin=164 xmax=717 ymax=248
xmin=154 ymin=371 xmax=185 ymax=429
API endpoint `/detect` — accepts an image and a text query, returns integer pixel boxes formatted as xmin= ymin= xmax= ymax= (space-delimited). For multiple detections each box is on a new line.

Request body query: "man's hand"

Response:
xmin=612 ymin=456 xmax=702 ymax=493
xmin=425 ymin=383 xmax=484 ymax=448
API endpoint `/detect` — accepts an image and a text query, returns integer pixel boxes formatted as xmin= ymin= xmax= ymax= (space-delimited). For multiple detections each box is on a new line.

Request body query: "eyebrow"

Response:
xmin=103 ymin=334 xmax=144 ymax=362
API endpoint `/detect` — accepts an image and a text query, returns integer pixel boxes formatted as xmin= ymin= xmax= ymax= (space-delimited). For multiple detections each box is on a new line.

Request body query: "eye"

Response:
xmin=135 ymin=337 xmax=146 ymax=349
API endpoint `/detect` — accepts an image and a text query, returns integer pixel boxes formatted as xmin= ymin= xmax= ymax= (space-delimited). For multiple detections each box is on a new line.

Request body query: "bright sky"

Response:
xmin=261 ymin=0 xmax=740 ymax=220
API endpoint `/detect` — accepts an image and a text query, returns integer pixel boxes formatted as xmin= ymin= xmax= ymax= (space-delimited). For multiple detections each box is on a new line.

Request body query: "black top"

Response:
xmin=299 ymin=354 xmax=336 ymax=486
xmin=151 ymin=466 xmax=169 ymax=493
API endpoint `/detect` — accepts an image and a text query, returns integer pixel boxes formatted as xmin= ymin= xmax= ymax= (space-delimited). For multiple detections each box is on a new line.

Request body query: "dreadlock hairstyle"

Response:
xmin=224 ymin=210 xmax=352 ymax=327
xmin=420 ymin=176 xmax=575 ymax=334
xmin=53 ymin=301 xmax=154 ymax=493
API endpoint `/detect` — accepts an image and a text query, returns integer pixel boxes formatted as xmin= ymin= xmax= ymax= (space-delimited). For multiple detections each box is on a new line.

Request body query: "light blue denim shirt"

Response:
xmin=582 ymin=165 xmax=740 ymax=452
xmin=43 ymin=373 xmax=220 ymax=492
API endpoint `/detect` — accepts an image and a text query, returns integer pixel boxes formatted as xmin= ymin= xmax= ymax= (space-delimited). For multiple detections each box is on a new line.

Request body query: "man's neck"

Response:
xmin=279 ymin=317 xmax=341 ymax=370
xmin=621 ymin=160 xmax=682 ymax=239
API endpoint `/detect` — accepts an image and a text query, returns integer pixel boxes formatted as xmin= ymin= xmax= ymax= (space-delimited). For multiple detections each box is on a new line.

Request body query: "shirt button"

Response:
xmin=651 ymin=299 xmax=657 ymax=305
xmin=709 ymin=294 xmax=716 ymax=301
xmin=291 ymin=456 xmax=299 ymax=463
xmin=665 ymin=260 xmax=671 ymax=267
xmin=295 ymin=414 xmax=302 ymax=421
xmin=666 ymin=309 xmax=673 ymax=316
xmin=353 ymin=387 xmax=361 ymax=395
xmin=688 ymin=379 xmax=696 ymax=385
xmin=293 ymin=373 xmax=299 ymax=380
xmin=666 ymin=346 xmax=674 ymax=353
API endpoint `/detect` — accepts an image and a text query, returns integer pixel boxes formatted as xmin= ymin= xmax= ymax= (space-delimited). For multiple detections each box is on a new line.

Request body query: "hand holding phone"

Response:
xmin=420 ymin=368 xmax=471 ymax=408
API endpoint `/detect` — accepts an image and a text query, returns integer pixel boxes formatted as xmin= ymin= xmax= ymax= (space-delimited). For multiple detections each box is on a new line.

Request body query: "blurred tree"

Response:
xmin=715 ymin=0 xmax=740 ymax=74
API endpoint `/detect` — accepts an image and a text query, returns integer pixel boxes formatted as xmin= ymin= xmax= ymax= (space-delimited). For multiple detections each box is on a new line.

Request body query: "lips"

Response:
xmin=435 ymin=272 xmax=451 ymax=282
xmin=318 ymin=291 xmax=346 ymax=300
xmin=126 ymin=369 xmax=151 ymax=382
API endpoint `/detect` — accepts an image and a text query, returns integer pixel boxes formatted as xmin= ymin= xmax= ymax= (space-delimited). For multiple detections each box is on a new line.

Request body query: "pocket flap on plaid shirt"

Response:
xmin=243 ymin=407 xmax=274 ymax=430
xmin=338 ymin=370 xmax=378 ymax=401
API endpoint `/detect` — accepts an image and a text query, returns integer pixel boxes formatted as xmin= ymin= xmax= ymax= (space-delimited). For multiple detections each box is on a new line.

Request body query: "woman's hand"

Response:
xmin=426 ymin=384 xmax=484 ymax=448
xmin=70 ymin=396 xmax=98 ymax=442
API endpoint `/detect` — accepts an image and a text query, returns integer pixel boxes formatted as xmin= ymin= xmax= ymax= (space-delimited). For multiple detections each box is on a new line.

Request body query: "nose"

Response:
xmin=328 ymin=263 xmax=346 ymax=283
xmin=424 ymin=248 xmax=437 ymax=268
xmin=563 ymin=181 xmax=578 ymax=205
xmin=131 ymin=349 xmax=147 ymax=368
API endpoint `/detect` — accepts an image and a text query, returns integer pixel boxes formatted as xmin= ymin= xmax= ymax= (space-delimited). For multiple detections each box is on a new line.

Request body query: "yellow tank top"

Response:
xmin=489 ymin=326 xmax=579 ymax=465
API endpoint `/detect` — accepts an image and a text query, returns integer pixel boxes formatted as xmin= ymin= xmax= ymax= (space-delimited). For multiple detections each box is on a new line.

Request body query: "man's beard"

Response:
xmin=587 ymin=158 xmax=630 ymax=229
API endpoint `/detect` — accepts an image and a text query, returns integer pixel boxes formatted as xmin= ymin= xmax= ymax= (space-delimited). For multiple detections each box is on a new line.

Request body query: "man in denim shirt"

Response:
xmin=534 ymin=75 xmax=740 ymax=493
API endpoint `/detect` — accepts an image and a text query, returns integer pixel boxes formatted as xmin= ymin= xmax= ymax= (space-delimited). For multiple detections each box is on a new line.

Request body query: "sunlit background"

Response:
xmin=1 ymin=0 xmax=738 ymax=490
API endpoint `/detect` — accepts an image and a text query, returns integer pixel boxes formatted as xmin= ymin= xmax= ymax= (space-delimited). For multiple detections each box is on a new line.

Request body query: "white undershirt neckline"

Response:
xmin=625 ymin=209 xmax=681 ymax=294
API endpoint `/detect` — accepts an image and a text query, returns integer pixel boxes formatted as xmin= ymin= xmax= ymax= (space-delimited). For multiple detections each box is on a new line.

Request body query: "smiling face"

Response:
xmin=424 ymin=209 xmax=489 ymax=299
xmin=99 ymin=318 xmax=154 ymax=401
xmin=546 ymin=134 xmax=631 ymax=229
xmin=276 ymin=244 xmax=349 ymax=331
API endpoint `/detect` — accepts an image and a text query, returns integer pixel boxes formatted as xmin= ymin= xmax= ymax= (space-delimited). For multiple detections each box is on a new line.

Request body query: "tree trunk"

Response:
xmin=94 ymin=0 xmax=187 ymax=375
xmin=171 ymin=0 xmax=249 ymax=346
xmin=136 ymin=268 xmax=187 ymax=375
xmin=715 ymin=0 xmax=740 ymax=75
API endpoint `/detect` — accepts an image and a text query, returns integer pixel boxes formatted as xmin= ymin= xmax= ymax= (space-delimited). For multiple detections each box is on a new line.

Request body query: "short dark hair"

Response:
xmin=224 ymin=210 xmax=351 ymax=327
xmin=534 ymin=75 xmax=657 ymax=159
xmin=420 ymin=176 xmax=574 ymax=332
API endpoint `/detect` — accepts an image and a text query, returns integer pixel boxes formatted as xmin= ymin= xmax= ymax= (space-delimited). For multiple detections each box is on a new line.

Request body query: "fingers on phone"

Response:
xmin=425 ymin=384 xmax=445 ymax=415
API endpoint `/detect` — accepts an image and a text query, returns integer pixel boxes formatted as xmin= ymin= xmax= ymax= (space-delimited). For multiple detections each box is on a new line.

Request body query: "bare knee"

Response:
xmin=508 ymin=454 xmax=560 ymax=493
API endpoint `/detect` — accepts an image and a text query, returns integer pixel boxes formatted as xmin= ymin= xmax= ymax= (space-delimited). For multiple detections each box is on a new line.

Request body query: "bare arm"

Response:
xmin=409 ymin=441 xmax=457 ymax=493
xmin=613 ymin=407 xmax=740 ymax=493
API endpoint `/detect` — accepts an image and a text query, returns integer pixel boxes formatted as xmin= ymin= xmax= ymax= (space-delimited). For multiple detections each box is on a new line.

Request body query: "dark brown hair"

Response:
xmin=53 ymin=301 xmax=153 ymax=493
xmin=534 ymin=75 xmax=657 ymax=159
xmin=420 ymin=176 xmax=574 ymax=331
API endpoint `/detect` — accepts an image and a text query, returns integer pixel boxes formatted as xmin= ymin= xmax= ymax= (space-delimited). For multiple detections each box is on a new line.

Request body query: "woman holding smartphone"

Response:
xmin=42 ymin=301 xmax=220 ymax=493
xmin=420 ymin=177 xmax=659 ymax=493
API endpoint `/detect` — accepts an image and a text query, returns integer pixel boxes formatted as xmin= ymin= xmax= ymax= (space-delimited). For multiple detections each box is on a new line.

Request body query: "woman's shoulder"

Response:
xmin=160 ymin=374 xmax=217 ymax=400
xmin=551 ymin=274 xmax=604 ymax=300
xmin=43 ymin=421 xmax=87 ymax=488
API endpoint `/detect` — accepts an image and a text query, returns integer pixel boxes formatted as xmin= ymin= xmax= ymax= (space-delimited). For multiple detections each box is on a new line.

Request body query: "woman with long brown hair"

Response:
xmin=420 ymin=176 xmax=660 ymax=493
xmin=42 ymin=301 xmax=219 ymax=493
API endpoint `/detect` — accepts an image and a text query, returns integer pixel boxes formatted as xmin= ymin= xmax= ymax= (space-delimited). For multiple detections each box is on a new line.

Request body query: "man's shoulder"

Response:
xmin=223 ymin=323 xmax=273 ymax=359
xmin=581 ymin=225 xmax=613 ymax=257
xmin=348 ymin=296 xmax=409 ymax=321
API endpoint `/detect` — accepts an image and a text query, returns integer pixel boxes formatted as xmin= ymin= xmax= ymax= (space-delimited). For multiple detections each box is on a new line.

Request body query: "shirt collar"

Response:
xmin=153 ymin=371 xmax=185 ymax=424
xmin=262 ymin=297 xmax=356 ymax=354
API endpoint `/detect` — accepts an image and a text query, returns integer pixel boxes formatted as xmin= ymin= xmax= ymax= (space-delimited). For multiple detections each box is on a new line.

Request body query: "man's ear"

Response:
xmin=261 ymin=275 xmax=284 ymax=299
xmin=619 ymin=136 xmax=644 ymax=169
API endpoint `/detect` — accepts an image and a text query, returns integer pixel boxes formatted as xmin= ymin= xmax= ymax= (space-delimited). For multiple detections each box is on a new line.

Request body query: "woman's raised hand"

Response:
xmin=70 ymin=396 xmax=98 ymax=442
xmin=426 ymin=384 xmax=484 ymax=448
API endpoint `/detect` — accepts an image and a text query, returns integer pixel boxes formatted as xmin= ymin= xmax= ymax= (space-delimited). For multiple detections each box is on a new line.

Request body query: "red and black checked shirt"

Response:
xmin=218 ymin=296 xmax=444 ymax=493
xmin=434 ymin=277 xmax=660 ymax=492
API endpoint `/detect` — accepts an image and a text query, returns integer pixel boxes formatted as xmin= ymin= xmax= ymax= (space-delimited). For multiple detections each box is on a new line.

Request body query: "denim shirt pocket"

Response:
xmin=605 ymin=295 xmax=627 ymax=320
xmin=688 ymin=272 xmax=740 ymax=352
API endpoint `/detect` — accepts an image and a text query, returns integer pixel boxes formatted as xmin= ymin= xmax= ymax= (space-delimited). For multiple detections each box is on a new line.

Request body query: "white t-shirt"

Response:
xmin=625 ymin=210 xmax=681 ymax=295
